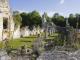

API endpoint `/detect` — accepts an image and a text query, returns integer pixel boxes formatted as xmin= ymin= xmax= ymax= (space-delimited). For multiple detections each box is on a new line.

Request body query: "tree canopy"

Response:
xmin=52 ymin=13 xmax=65 ymax=27
xmin=20 ymin=11 xmax=42 ymax=29
xmin=13 ymin=11 xmax=80 ymax=29
xmin=13 ymin=11 xmax=22 ymax=28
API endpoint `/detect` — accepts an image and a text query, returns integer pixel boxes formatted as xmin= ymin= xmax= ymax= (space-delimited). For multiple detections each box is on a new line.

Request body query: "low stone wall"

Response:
xmin=13 ymin=27 xmax=44 ymax=39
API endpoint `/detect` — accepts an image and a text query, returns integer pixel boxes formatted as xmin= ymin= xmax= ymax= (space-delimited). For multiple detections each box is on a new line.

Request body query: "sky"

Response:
xmin=10 ymin=0 xmax=80 ymax=17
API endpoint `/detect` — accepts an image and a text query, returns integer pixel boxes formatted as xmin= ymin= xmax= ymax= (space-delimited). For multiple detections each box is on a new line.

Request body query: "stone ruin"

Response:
xmin=37 ymin=50 xmax=80 ymax=60
xmin=36 ymin=17 xmax=80 ymax=60
xmin=0 ymin=0 xmax=14 ymax=41
xmin=0 ymin=0 xmax=44 ymax=40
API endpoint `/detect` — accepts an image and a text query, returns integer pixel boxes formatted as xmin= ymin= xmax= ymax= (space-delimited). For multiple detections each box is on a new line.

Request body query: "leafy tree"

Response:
xmin=13 ymin=11 xmax=22 ymax=28
xmin=75 ymin=14 xmax=80 ymax=28
xmin=20 ymin=12 xmax=29 ymax=27
xmin=20 ymin=11 xmax=42 ymax=29
xmin=29 ymin=11 xmax=42 ymax=27
xmin=68 ymin=14 xmax=77 ymax=28
xmin=52 ymin=13 xmax=65 ymax=27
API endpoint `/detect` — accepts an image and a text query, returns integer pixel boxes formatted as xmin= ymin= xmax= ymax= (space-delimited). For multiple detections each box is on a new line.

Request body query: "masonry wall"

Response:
xmin=0 ymin=15 xmax=3 ymax=41
xmin=13 ymin=26 xmax=20 ymax=38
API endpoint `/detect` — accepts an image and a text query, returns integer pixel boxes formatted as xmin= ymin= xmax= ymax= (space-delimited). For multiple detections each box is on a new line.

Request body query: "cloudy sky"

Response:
xmin=10 ymin=0 xmax=80 ymax=17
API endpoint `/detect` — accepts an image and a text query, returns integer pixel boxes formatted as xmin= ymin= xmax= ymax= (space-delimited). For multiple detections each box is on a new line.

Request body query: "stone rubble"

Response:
xmin=37 ymin=50 xmax=80 ymax=60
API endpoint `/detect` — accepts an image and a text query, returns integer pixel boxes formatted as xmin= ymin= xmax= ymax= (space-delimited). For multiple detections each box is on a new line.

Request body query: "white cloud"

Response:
xmin=60 ymin=0 xmax=64 ymax=4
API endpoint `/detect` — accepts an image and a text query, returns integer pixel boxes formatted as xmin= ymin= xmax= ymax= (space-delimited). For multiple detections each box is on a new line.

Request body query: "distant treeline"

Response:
xmin=13 ymin=10 xmax=80 ymax=29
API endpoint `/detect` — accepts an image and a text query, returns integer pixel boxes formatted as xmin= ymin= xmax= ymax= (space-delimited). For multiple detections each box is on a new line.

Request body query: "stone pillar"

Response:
xmin=0 ymin=15 xmax=3 ymax=41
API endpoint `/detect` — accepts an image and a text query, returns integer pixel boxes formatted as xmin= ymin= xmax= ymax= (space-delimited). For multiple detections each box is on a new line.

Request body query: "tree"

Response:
xmin=13 ymin=11 xmax=22 ymax=29
xmin=20 ymin=12 xmax=29 ymax=27
xmin=20 ymin=11 xmax=42 ymax=29
xmin=52 ymin=13 xmax=65 ymax=27
xmin=68 ymin=14 xmax=76 ymax=28
xmin=75 ymin=14 xmax=80 ymax=28
xmin=29 ymin=11 xmax=42 ymax=27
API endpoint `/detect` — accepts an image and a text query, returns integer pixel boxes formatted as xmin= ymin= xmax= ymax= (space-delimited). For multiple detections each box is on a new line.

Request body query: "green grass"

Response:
xmin=0 ymin=36 xmax=37 ymax=49
xmin=45 ymin=33 xmax=59 ymax=40
xmin=0 ymin=33 xmax=59 ymax=49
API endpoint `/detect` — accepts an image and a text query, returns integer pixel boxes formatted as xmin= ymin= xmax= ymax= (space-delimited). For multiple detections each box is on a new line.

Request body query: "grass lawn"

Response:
xmin=0 ymin=33 xmax=58 ymax=49
xmin=0 ymin=36 xmax=37 ymax=49
xmin=46 ymin=33 xmax=59 ymax=40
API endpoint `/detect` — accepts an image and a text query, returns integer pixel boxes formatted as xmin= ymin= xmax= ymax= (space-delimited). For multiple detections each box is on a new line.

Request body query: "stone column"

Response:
xmin=0 ymin=14 xmax=3 ymax=41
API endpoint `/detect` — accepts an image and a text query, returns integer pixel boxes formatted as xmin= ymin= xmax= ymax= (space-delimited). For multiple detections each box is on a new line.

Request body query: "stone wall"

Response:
xmin=13 ymin=26 xmax=20 ymax=38
xmin=13 ymin=26 xmax=44 ymax=39
xmin=0 ymin=15 xmax=3 ymax=41
xmin=0 ymin=0 xmax=15 ymax=41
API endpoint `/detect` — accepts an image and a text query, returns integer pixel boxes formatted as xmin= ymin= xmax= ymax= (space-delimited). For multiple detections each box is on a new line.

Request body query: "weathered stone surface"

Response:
xmin=0 ymin=16 xmax=3 ymax=41
xmin=37 ymin=50 xmax=80 ymax=60
xmin=0 ymin=0 xmax=14 ymax=40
